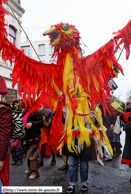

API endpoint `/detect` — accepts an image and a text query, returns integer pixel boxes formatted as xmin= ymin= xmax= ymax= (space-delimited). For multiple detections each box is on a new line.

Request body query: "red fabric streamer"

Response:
xmin=72 ymin=130 xmax=80 ymax=139
xmin=123 ymin=112 xmax=131 ymax=124
xmin=50 ymin=101 xmax=64 ymax=151
xmin=113 ymin=20 xmax=131 ymax=59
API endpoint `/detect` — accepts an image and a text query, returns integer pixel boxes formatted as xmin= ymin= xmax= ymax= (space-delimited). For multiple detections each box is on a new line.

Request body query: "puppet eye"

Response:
xmin=62 ymin=24 xmax=69 ymax=31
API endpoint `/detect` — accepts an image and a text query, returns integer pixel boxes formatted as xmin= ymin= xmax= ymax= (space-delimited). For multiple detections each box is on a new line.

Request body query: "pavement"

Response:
xmin=9 ymin=132 xmax=131 ymax=194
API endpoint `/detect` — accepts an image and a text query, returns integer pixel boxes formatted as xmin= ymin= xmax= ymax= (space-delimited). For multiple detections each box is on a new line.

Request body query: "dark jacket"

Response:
xmin=39 ymin=107 xmax=52 ymax=130
xmin=64 ymin=139 xmax=97 ymax=161
xmin=0 ymin=101 xmax=12 ymax=161
xmin=39 ymin=107 xmax=51 ymax=118
xmin=122 ymin=122 xmax=131 ymax=132
xmin=121 ymin=107 xmax=131 ymax=164
xmin=99 ymin=104 xmax=117 ymax=139
xmin=24 ymin=111 xmax=44 ymax=141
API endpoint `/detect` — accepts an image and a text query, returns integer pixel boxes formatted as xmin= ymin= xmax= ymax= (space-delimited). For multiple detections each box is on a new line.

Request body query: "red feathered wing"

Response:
xmin=74 ymin=19 xmax=131 ymax=113
xmin=74 ymin=38 xmax=124 ymax=114
xmin=0 ymin=1 xmax=64 ymax=111
xmin=113 ymin=19 xmax=131 ymax=59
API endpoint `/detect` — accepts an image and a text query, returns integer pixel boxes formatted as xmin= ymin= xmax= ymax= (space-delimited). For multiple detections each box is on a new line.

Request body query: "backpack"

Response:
xmin=11 ymin=109 xmax=26 ymax=139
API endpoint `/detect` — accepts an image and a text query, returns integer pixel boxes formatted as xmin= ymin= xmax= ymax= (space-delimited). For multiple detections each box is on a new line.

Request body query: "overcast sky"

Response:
xmin=20 ymin=0 xmax=131 ymax=102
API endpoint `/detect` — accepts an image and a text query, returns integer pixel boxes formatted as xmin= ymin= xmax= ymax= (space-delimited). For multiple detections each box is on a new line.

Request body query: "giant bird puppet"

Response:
xmin=1 ymin=0 xmax=131 ymax=165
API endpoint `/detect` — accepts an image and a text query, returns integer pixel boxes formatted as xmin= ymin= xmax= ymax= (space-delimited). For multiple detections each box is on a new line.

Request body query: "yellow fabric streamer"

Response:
xmin=57 ymin=139 xmax=65 ymax=150
xmin=85 ymin=100 xmax=100 ymax=140
xmin=78 ymin=117 xmax=91 ymax=147
xmin=94 ymin=106 xmax=113 ymax=155
xmin=92 ymin=73 xmax=100 ymax=92
xmin=73 ymin=46 xmax=81 ymax=59
xmin=66 ymin=100 xmax=77 ymax=154
xmin=72 ymin=96 xmax=91 ymax=147
xmin=63 ymin=53 xmax=74 ymax=94
xmin=35 ymin=82 xmax=39 ymax=93
xmin=52 ymin=77 xmax=62 ymax=96
xmin=69 ymin=75 xmax=80 ymax=97
xmin=53 ymin=99 xmax=58 ymax=112
xmin=107 ymin=58 xmax=113 ymax=68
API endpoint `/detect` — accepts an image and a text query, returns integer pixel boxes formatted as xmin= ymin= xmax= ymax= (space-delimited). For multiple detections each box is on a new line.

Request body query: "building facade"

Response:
xmin=21 ymin=40 xmax=56 ymax=64
xmin=0 ymin=0 xmax=25 ymax=102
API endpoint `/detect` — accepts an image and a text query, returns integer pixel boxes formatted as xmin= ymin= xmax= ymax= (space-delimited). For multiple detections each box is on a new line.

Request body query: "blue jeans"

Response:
xmin=69 ymin=155 xmax=88 ymax=186
xmin=10 ymin=139 xmax=23 ymax=163
xmin=112 ymin=133 xmax=120 ymax=142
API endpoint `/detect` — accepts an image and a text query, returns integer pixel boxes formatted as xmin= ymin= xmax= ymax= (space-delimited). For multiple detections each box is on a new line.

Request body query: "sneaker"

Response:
xmin=58 ymin=165 xmax=69 ymax=170
xmin=29 ymin=174 xmax=37 ymax=179
xmin=25 ymin=169 xmax=30 ymax=174
xmin=67 ymin=186 xmax=75 ymax=193
xmin=81 ymin=184 xmax=88 ymax=192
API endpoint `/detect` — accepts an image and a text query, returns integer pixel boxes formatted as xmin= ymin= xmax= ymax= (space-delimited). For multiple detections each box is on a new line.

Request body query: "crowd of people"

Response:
xmin=0 ymin=79 xmax=131 ymax=194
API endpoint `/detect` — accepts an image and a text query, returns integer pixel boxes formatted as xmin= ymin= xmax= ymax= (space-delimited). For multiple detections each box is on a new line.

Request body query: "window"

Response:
xmin=39 ymin=44 xmax=45 ymax=55
xmin=49 ymin=60 xmax=56 ymax=64
xmin=9 ymin=26 xmax=16 ymax=45
xmin=21 ymin=46 xmax=30 ymax=56
xmin=49 ymin=45 xmax=54 ymax=54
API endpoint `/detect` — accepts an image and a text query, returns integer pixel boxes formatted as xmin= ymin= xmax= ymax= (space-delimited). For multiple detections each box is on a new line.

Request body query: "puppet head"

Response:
xmin=43 ymin=23 xmax=81 ymax=49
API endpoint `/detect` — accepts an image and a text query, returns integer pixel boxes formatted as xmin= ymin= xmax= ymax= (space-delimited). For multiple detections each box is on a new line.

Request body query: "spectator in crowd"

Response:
xmin=122 ymin=101 xmax=131 ymax=134
xmin=121 ymin=101 xmax=131 ymax=182
xmin=10 ymin=99 xmax=23 ymax=165
xmin=11 ymin=99 xmax=26 ymax=158
xmin=99 ymin=104 xmax=116 ymax=161
xmin=66 ymin=91 xmax=97 ymax=194
xmin=0 ymin=77 xmax=12 ymax=188
xmin=10 ymin=140 xmax=23 ymax=165
xmin=39 ymin=107 xmax=56 ymax=167
xmin=58 ymin=108 xmax=69 ymax=171
xmin=21 ymin=138 xmax=26 ymax=158
xmin=21 ymin=100 xmax=44 ymax=179
xmin=11 ymin=100 xmax=19 ymax=110
xmin=66 ymin=111 xmax=97 ymax=193
xmin=111 ymin=116 xmax=122 ymax=157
